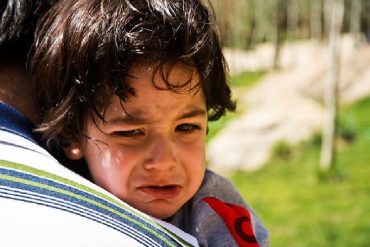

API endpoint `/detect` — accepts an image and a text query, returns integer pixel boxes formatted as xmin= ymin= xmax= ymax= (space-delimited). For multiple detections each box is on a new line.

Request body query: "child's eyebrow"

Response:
xmin=106 ymin=106 xmax=206 ymax=125
xmin=177 ymin=106 xmax=207 ymax=120
xmin=106 ymin=111 xmax=149 ymax=125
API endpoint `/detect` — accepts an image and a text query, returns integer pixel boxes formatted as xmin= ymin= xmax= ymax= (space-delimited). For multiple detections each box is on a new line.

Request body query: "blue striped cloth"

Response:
xmin=0 ymin=102 xmax=198 ymax=246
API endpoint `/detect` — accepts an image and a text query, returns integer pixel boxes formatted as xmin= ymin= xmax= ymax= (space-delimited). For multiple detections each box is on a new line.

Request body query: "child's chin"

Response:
xmin=147 ymin=208 xmax=177 ymax=220
xmin=141 ymin=203 xmax=180 ymax=220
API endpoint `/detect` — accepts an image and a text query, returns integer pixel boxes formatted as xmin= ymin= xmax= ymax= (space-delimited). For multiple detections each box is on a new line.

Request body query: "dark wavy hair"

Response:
xmin=0 ymin=0 xmax=56 ymax=63
xmin=30 ymin=0 xmax=236 ymax=150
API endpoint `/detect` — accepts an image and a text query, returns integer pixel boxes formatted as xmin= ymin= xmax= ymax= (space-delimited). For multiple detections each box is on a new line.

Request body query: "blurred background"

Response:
xmin=206 ymin=0 xmax=370 ymax=246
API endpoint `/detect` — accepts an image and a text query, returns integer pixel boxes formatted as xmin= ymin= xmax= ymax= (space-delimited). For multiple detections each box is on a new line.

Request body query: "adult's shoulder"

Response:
xmin=0 ymin=130 xmax=198 ymax=247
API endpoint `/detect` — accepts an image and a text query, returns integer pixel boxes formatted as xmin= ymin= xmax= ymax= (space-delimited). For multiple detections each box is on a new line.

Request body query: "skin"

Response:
xmin=66 ymin=61 xmax=207 ymax=219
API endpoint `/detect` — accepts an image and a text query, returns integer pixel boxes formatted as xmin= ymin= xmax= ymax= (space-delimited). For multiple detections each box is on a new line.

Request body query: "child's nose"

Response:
xmin=143 ymin=136 xmax=178 ymax=171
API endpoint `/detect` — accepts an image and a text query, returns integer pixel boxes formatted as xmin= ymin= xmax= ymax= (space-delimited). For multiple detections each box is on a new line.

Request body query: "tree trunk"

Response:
xmin=320 ymin=0 xmax=344 ymax=172
xmin=350 ymin=0 xmax=362 ymax=45
xmin=310 ymin=0 xmax=322 ymax=40
xmin=323 ymin=0 xmax=332 ymax=40
xmin=273 ymin=0 xmax=285 ymax=69
xmin=252 ymin=0 xmax=268 ymax=44
xmin=287 ymin=0 xmax=300 ymax=38
xmin=215 ymin=0 xmax=233 ymax=47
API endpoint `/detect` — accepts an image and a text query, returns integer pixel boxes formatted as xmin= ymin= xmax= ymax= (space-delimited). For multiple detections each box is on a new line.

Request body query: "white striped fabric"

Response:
xmin=0 ymin=130 xmax=198 ymax=247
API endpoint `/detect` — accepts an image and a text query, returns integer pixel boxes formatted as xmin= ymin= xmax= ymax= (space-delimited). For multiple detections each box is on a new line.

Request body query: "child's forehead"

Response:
xmin=99 ymin=86 xmax=206 ymax=125
xmin=126 ymin=59 xmax=200 ymax=89
xmin=128 ymin=58 xmax=197 ymax=76
xmin=101 ymin=60 xmax=206 ymax=122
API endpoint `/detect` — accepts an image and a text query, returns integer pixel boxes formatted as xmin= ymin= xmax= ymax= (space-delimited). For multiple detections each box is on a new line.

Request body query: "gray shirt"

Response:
xmin=167 ymin=170 xmax=269 ymax=246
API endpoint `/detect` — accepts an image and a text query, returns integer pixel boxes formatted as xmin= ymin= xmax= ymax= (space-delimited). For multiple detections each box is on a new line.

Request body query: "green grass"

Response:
xmin=206 ymin=113 xmax=236 ymax=142
xmin=230 ymin=70 xmax=266 ymax=87
xmin=229 ymin=97 xmax=370 ymax=247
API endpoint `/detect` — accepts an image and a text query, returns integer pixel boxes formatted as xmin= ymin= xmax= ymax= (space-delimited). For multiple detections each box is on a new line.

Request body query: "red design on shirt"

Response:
xmin=203 ymin=197 xmax=259 ymax=247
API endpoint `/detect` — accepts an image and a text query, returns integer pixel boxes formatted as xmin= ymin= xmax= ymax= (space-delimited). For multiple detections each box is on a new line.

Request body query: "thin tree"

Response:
xmin=310 ymin=0 xmax=323 ymax=40
xmin=273 ymin=0 xmax=286 ymax=69
xmin=287 ymin=0 xmax=300 ymax=39
xmin=320 ymin=0 xmax=344 ymax=172
xmin=350 ymin=0 xmax=362 ymax=45
xmin=252 ymin=0 xmax=269 ymax=44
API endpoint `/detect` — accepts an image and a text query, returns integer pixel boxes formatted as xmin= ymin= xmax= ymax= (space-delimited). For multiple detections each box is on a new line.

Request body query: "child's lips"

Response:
xmin=138 ymin=185 xmax=181 ymax=199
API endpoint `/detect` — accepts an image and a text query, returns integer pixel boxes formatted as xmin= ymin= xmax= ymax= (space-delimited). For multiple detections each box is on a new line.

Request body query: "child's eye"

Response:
xmin=113 ymin=129 xmax=144 ymax=138
xmin=176 ymin=124 xmax=201 ymax=132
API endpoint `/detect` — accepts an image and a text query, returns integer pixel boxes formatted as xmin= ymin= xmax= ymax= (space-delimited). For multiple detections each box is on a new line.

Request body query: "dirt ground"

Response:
xmin=206 ymin=35 xmax=370 ymax=173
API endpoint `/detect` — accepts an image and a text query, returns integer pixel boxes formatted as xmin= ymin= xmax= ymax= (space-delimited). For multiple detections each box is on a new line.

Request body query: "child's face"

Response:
xmin=66 ymin=62 xmax=207 ymax=219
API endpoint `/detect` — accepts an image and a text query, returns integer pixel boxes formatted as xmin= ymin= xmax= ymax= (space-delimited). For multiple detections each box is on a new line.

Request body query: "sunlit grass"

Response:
xmin=230 ymin=97 xmax=370 ymax=247
xmin=230 ymin=70 xmax=266 ymax=87
xmin=206 ymin=113 xmax=236 ymax=142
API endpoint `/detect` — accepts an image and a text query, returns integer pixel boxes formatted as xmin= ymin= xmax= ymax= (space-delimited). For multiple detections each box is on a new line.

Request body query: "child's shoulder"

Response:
xmin=195 ymin=169 xmax=246 ymax=206
xmin=189 ymin=169 xmax=269 ymax=246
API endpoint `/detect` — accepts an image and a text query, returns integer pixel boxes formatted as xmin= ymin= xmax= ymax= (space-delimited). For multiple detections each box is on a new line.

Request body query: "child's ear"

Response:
xmin=63 ymin=142 xmax=84 ymax=160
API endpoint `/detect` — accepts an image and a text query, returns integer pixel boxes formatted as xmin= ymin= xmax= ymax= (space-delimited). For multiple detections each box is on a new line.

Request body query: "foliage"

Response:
xmin=308 ymin=131 xmax=322 ymax=148
xmin=337 ymin=117 xmax=357 ymax=143
xmin=229 ymin=97 xmax=370 ymax=247
xmin=271 ymin=140 xmax=292 ymax=160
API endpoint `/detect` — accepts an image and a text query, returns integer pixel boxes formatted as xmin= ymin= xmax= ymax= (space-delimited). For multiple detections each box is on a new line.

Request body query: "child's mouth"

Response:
xmin=139 ymin=185 xmax=181 ymax=199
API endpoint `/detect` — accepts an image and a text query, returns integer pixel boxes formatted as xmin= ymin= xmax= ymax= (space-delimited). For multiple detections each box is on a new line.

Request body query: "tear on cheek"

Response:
xmin=101 ymin=152 xmax=114 ymax=169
